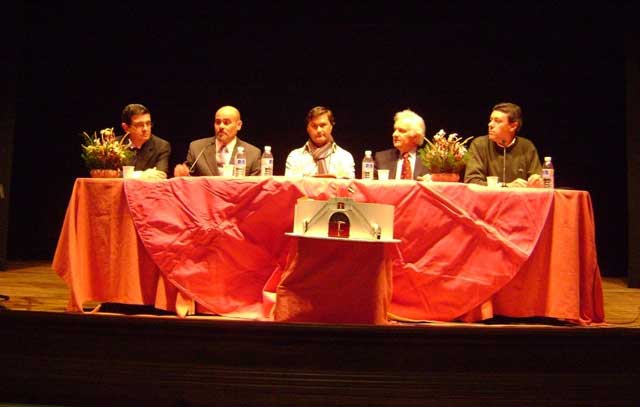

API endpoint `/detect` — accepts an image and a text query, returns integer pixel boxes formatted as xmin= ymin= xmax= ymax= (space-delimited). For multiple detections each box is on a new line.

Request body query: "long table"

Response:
xmin=52 ymin=177 xmax=604 ymax=324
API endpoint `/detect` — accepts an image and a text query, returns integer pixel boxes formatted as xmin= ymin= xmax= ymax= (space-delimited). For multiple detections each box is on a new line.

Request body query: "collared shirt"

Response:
xmin=215 ymin=137 xmax=237 ymax=165
xmin=394 ymin=148 xmax=417 ymax=180
xmin=285 ymin=142 xmax=356 ymax=178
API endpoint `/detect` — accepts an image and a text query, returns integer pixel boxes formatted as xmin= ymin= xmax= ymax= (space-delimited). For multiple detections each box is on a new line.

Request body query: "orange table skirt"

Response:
xmin=52 ymin=178 xmax=193 ymax=316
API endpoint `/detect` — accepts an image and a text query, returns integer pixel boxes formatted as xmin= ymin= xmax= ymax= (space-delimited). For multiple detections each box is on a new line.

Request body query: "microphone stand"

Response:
xmin=189 ymin=141 xmax=214 ymax=174
xmin=502 ymin=144 xmax=507 ymax=188
xmin=499 ymin=138 xmax=507 ymax=188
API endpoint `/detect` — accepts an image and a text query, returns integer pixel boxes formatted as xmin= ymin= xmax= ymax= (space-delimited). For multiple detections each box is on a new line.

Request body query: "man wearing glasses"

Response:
xmin=120 ymin=103 xmax=171 ymax=179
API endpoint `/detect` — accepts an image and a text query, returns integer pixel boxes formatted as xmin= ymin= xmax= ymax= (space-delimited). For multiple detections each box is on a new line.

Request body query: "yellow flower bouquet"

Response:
xmin=419 ymin=129 xmax=473 ymax=174
xmin=81 ymin=128 xmax=135 ymax=174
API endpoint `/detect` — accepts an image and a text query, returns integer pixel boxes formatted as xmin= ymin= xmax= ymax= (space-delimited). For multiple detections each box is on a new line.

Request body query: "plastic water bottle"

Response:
xmin=362 ymin=150 xmax=374 ymax=180
xmin=234 ymin=146 xmax=246 ymax=177
xmin=260 ymin=146 xmax=274 ymax=176
xmin=542 ymin=156 xmax=554 ymax=188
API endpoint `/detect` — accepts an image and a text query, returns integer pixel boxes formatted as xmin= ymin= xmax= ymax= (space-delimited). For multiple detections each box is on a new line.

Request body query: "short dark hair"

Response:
xmin=306 ymin=106 xmax=335 ymax=126
xmin=492 ymin=102 xmax=523 ymax=134
xmin=121 ymin=104 xmax=150 ymax=125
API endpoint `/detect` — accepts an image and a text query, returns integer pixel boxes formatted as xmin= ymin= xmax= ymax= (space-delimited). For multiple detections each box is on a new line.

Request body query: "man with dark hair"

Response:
xmin=120 ymin=103 xmax=171 ymax=179
xmin=173 ymin=105 xmax=261 ymax=177
xmin=464 ymin=102 xmax=543 ymax=187
xmin=284 ymin=106 xmax=355 ymax=178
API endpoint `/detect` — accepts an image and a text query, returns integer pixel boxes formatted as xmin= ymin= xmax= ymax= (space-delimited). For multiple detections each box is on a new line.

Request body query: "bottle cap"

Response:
xmin=365 ymin=150 xmax=372 ymax=156
xmin=264 ymin=146 xmax=271 ymax=152
xmin=238 ymin=146 xmax=245 ymax=152
xmin=544 ymin=156 xmax=551 ymax=161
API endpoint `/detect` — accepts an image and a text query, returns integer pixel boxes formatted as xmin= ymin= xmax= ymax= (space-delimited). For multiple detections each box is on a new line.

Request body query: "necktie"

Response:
xmin=216 ymin=145 xmax=227 ymax=168
xmin=401 ymin=152 xmax=412 ymax=180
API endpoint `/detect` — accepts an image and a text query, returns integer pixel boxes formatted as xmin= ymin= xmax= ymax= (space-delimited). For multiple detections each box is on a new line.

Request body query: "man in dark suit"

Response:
xmin=120 ymin=103 xmax=171 ymax=179
xmin=374 ymin=109 xmax=428 ymax=180
xmin=174 ymin=105 xmax=261 ymax=177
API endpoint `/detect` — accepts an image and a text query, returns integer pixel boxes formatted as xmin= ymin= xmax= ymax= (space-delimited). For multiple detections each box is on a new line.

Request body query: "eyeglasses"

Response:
xmin=130 ymin=121 xmax=153 ymax=130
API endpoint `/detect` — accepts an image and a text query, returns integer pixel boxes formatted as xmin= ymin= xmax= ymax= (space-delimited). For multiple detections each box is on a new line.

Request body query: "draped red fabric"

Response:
xmin=122 ymin=177 xmax=561 ymax=322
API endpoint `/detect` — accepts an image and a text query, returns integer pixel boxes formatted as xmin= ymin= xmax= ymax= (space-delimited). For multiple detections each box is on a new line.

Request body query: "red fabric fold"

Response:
xmin=122 ymin=178 xmax=575 ymax=322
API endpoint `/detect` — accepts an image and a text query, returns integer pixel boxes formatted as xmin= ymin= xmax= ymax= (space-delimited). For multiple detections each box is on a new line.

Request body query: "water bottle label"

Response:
xmin=542 ymin=169 xmax=554 ymax=188
xmin=362 ymin=162 xmax=374 ymax=179
xmin=236 ymin=159 xmax=246 ymax=166
xmin=261 ymin=158 xmax=273 ymax=176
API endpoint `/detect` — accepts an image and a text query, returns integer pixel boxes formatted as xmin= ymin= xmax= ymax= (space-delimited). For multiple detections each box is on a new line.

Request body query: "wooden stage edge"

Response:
xmin=1 ymin=261 xmax=640 ymax=406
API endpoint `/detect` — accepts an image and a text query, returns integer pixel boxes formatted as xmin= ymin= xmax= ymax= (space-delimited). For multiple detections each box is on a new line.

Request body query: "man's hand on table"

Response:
xmin=174 ymin=163 xmax=190 ymax=177
xmin=506 ymin=174 xmax=544 ymax=188
xmin=128 ymin=168 xmax=167 ymax=181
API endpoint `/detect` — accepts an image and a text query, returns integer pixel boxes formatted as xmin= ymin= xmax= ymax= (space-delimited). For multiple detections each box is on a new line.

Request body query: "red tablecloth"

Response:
xmin=52 ymin=177 xmax=604 ymax=324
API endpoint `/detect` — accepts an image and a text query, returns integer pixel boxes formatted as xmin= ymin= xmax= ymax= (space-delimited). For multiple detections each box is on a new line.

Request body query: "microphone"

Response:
xmin=189 ymin=141 xmax=214 ymax=174
xmin=501 ymin=139 xmax=507 ymax=188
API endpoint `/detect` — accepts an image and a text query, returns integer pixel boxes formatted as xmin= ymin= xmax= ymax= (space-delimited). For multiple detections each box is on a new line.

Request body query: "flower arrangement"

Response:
xmin=419 ymin=129 xmax=473 ymax=174
xmin=81 ymin=128 xmax=135 ymax=171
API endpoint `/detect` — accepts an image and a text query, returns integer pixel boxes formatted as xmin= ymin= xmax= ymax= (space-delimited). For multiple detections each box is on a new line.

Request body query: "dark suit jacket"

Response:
xmin=119 ymin=135 xmax=171 ymax=174
xmin=133 ymin=135 xmax=171 ymax=174
xmin=186 ymin=137 xmax=261 ymax=176
xmin=374 ymin=148 xmax=428 ymax=180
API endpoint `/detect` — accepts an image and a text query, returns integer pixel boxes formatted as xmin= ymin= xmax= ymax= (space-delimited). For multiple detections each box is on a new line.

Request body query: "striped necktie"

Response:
xmin=217 ymin=145 xmax=228 ymax=168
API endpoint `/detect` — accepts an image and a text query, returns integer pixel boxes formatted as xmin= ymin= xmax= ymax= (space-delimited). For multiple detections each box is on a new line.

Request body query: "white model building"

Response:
xmin=288 ymin=197 xmax=398 ymax=243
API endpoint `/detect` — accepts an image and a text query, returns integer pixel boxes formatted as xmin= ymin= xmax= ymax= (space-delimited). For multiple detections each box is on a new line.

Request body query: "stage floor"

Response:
xmin=2 ymin=261 xmax=640 ymax=406
xmin=1 ymin=260 xmax=639 ymax=328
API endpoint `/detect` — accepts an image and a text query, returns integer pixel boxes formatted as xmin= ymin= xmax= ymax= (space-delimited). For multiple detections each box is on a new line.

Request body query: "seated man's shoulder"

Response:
xmin=374 ymin=148 xmax=398 ymax=158
xmin=467 ymin=135 xmax=491 ymax=150
xmin=471 ymin=135 xmax=489 ymax=144
xmin=287 ymin=144 xmax=307 ymax=156
xmin=189 ymin=137 xmax=213 ymax=148
xmin=517 ymin=136 xmax=536 ymax=146
xmin=190 ymin=137 xmax=210 ymax=144
xmin=152 ymin=134 xmax=171 ymax=147
xmin=238 ymin=139 xmax=261 ymax=154
xmin=375 ymin=147 xmax=397 ymax=154
xmin=333 ymin=145 xmax=355 ymax=164
xmin=335 ymin=143 xmax=353 ymax=154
